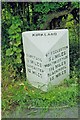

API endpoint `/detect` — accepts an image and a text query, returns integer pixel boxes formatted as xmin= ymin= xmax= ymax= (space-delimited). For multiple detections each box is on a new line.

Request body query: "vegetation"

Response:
xmin=2 ymin=2 xmax=79 ymax=117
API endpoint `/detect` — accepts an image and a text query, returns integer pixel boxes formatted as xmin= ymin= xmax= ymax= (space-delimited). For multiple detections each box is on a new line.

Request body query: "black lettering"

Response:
xmin=62 ymin=70 xmax=64 ymax=75
xmin=55 ymin=53 xmax=60 ymax=58
xmin=49 ymin=57 xmax=51 ymax=62
xmin=64 ymin=70 xmax=66 ymax=74
xmin=50 ymin=76 xmax=54 ymax=81
xmin=56 ymin=72 xmax=61 ymax=78
xmin=48 ymin=33 xmax=50 ymax=36
xmin=54 ymin=32 xmax=57 ymax=35
xmin=64 ymin=61 xmax=66 ymax=64
xmin=32 ymin=34 xmax=35 ymax=36
xmin=30 ymin=60 xmax=34 ymax=63
xmin=49 ymin=66 xmax=54 ymax=71
xmin=47 ymin=73 xmax=51 ymax=77
xmin=44 ymin=33 xmax=46 ymax=36
xmin=32 ymin=71 xmax=36 ymax=74
xmin=41 ymin=33 xmax=43 ymax=36
xmin=38 ymin=73 xmax=40 ymax=77
xmin=44 ymin=63 xmax=51 ymax=67
xmin=61 ymin=52 xmax=64 ymax=56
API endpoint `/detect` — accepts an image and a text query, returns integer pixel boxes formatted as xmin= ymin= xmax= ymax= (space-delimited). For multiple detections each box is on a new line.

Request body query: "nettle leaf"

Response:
xmin=16 ymin=57 xmax=22 ymax=63
xmin=8 ymin=23 xmax=21 ymax=35
xmin=13 ymin=47 xmax=17 ymax=51
xmin=10 ymin=24 xmax=18 ymax=30
xmin=9 ymin=34 xmax=21 ymax=40
xmin=6 ymin=48 xmax=13 ymax=56
xmin=8 ymin=28 xmax=15 ymax=35
xmin=16 ymin=48 xmax=22 ymax=53
xmin=34 ymin=4 xmax=43 ymax=12
xmin=17 ymin=53 xmax=22 ymax=58
xmin=15 ymin=23 xmax=21 ymax=27
xmin=14 ymin=40 xmax=21 ymax=47
xmin=16 ymin=28 xmax=21 ymax=33
xmin=15 ymin=33 xmax=20 ymax=39
xmin=13 ymin=47 xmax=22 ymax=53
xmin=12 ymin=16 xmax=22 ymax=24
xmin=9 ymin=35 xmax=16 ymax=39
xmin=16 ymin=35 xmax=21 ymax=40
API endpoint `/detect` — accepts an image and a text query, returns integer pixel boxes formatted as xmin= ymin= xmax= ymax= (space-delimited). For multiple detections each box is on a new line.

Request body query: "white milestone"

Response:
xmin=22 ymin=29 xmax=69 ymax=91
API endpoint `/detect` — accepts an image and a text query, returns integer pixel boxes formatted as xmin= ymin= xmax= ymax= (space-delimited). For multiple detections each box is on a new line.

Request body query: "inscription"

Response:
xmin=26 ymin=46 xmax=68 ymax=81
xmin=46 ymin=46 xmax=68 ymax=57
xmin=26 ymin=54 xmax=43 ymax=78
xmin=44 ymin=46 xmax=68 ymax=81
xmin=32 ymin=32 xmax=57 ymax=37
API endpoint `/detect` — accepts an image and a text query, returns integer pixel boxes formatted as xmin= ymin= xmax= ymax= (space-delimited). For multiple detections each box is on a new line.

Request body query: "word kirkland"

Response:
xmin=32 ymin=32 xmax=57 ymax=36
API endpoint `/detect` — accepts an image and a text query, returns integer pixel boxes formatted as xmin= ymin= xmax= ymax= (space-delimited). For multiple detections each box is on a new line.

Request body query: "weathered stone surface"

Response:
xmin=22 ymin=29 xmax=69 ymax=91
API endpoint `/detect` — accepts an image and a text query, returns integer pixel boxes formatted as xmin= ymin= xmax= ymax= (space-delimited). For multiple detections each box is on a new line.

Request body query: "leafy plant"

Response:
xmin=2 ymin=2 xmax=79 ymax=118
xmin=61 ymin=14 xmax=79 ymax=70
xmin=6 ymin=16 xmax=22 ymax=64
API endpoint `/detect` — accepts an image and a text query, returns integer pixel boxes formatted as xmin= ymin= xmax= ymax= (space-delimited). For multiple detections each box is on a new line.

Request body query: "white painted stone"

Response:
xmin=22 ymin=29 xmax=69 ymax=91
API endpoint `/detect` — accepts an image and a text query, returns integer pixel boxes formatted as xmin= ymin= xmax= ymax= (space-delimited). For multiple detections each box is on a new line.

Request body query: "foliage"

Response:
xmin=33 ymin=2 xmax=68 ymax=29
xmin=6 ymin=16 xmax=22 ymax=64
xmin=2 ymin=4 xmax=25 ymax=74
xmin=72 ymin=2 xmax=80 ymax=8
xmin=2 ymin=70 xmax=78 ymax=117
xmin=2 ymin=2 xmax=79 ymax=118
xmin=34 ymin=2 xmax=67 ymax=13
xmin=62 ymin=14 xmax=79 ymax=69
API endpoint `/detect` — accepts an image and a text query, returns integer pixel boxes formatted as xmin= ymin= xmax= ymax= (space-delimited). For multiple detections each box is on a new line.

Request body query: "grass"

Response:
xmin=2 ymin=69 xmax=78 ymax=118
xmin=2 ymin=60 xmax=79 ymax=117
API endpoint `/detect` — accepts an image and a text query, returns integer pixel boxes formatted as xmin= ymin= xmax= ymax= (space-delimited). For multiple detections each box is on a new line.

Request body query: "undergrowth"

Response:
xmin=2 ymin=64 xmax=78 ymax=117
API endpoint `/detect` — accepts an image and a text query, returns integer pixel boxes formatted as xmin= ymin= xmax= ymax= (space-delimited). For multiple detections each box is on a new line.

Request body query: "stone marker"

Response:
xmin=22 ymin=29 xmax=69 ymax=91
